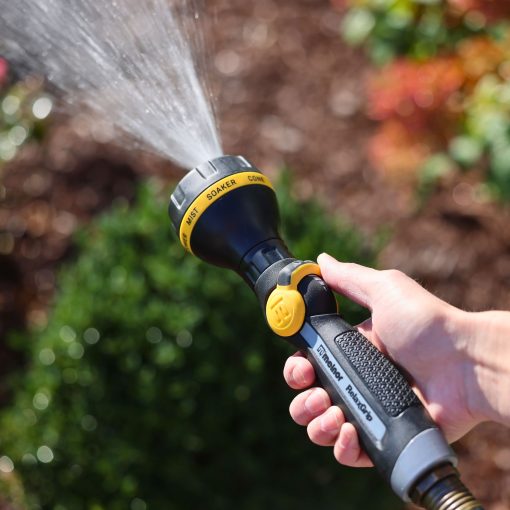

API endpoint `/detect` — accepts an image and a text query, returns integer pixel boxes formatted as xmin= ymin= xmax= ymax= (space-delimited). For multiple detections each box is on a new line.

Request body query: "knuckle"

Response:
xmin=382 ymin=268 xmax=405 ymax=283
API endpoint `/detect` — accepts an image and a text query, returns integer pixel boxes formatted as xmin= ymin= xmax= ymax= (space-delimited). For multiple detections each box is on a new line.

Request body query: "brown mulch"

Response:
xmin=1 ymin=0 xmax=510 ymax=508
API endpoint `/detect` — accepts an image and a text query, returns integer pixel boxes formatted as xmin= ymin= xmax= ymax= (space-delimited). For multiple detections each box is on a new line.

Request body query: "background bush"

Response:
xmin=337 ymin=0 xmax=510 ymax=200
xmin=0 ymin=176 xmax=397 ymax=510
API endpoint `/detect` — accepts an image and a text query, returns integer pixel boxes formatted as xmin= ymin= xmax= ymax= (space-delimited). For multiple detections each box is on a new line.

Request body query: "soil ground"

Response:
xmin=1 ymin=0 xmax=510 ymax=508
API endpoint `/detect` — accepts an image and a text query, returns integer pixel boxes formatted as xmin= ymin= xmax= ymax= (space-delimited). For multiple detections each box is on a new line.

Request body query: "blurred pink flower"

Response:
xmin=0 ymin=58 xmax=8 ymax=87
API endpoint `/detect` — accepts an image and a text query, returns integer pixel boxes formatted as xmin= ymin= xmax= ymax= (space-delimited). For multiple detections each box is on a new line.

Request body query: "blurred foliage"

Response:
xmin=0 ymin=471 xmax=29 ymax=509
xmin=335 ymin=0 xmax=510 ymax=200
xmin=0 ymin=177 xmax=396 ymax=510
xmin=0 ymin=57 xmax=53 ymax=171
xmin=339 ymin=0 xmax=510 ymax=64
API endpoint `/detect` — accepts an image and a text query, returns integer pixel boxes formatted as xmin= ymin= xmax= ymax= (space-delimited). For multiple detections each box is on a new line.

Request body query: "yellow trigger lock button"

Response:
xmin=265 ymin=261 xmax=321 ymax=337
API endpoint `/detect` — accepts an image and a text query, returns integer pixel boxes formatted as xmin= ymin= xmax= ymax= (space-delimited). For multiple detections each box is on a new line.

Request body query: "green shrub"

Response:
xmin=0 ymin=175 xmax=397 ymax=510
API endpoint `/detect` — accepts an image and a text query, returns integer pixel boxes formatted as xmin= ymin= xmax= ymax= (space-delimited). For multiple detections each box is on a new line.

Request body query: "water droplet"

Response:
xmin=2 ymin=95 xmax=20 ymax=116
xmin=21 ymin=453 xmax=37 ymax=465
xmin=176 ymin=330 xmax=193 ymax=348
xmin=81 ymin=415 xmax=98 ymax=432
xmin=0 ymin=456 xmax=14 ymax=473
xmin=0 ymin=137 xmax=16 ymax=161
xmin=36 ymin=445 xmax=54 ymax=464
xmin=146 ymin=326 xmax=162 ymax=344
xmin=68 ymin=342 xmax=85 ymax=360
xmin=39 ymin=348 xmax=56 ymax=366
xmin=32 ymin=97 xmax=53 ymax=120
xmin=33 ymin=392 xmax=50 ymax=411
xmin=84 ymin=327 xmax=100 ymax=345
xmin=131 ymin=498 xmax=147 ymax=510
xmin=9 ymin=125 xmax=28 ymax=146
xmin=60 ymin=325 xmax=76 ymax=343
xmin=214 ymin=50 xmax=241 ymax=76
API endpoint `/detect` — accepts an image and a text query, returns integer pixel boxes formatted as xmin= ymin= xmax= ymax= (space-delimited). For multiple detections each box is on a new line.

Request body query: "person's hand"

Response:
xmin=283 ymin=253 xmax=510 ymax=468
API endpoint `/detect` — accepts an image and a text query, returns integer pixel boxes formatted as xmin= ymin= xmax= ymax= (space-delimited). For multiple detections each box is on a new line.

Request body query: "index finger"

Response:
xmin=283 ymin=352 xmax=316 ymax=389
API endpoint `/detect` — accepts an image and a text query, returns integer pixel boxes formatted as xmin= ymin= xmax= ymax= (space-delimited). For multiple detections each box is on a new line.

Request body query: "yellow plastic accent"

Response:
xmin=283 ymin=263 xmax=321 ymax=289
xmin=266 ymin=289 xmax=306 ymax=338
xmin=179 ymin=171 xmax=274 ymax=253
xmin=266 ymin=263 xmax=322 ymax=337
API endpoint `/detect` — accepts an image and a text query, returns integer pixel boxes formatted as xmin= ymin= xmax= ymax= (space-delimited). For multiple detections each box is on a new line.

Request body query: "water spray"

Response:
xmin=168 ymin=155 xmax=483 ymax=510
xmin=0 ymin=0 xmax=222 ymax=169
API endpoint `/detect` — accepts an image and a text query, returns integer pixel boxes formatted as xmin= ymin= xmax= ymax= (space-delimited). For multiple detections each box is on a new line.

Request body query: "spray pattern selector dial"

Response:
xmin=265 ymin=261 xmax=322 ymax=337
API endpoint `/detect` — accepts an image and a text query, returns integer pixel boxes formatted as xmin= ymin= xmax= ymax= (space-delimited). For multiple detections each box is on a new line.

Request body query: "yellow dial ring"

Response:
xmin=179 ymin=171 xmax=274 ymax=253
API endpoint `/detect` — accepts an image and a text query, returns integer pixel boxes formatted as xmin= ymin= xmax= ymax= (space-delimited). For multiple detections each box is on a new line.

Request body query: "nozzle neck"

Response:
xmin=238 ymin=238 xmax=293 ymax=287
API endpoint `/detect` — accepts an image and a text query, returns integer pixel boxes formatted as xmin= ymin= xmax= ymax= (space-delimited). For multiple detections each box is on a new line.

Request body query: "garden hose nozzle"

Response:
xmin=168 ymin=155 xmax=484 ymax=510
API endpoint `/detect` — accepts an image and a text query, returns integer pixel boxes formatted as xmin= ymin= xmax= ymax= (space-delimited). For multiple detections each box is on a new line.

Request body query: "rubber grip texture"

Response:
xmin=335 ymin=330 xmax=420 ymax=417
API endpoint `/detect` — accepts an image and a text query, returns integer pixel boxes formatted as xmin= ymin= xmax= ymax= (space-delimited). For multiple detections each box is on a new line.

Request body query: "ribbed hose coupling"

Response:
xmin=410 ymin=464 xmax=484 ymax=510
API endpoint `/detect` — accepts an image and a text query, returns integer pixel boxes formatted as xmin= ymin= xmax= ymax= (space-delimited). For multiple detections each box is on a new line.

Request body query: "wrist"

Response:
xmin=454 ymin=309 xmax=510 ymax=427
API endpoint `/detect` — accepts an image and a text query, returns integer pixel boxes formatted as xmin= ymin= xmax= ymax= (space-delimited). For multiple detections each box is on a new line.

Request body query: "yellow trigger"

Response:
xmin=265 ymin=263 xmax=321 ymax=337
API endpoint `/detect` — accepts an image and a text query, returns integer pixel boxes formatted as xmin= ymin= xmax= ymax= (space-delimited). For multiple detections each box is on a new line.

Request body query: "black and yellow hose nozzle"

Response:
xmin=168 ymin=155 xmax=483 ymax=510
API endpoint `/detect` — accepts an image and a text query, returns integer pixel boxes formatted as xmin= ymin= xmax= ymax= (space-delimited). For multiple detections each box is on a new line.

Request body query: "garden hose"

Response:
xmin=168 ymin=155 xmax=484 ymax=510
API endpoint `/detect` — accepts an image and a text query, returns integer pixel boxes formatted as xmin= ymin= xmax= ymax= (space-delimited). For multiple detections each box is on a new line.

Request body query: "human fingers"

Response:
xmin=333 ymin=423 xmax=374 ymax=468
xmin=289 ymin=388 xmax=331 ymax=426
xmin=306 ymin=406 xmax=345 ymax=446
xmin=283 ymin=353 xmax=315 ymax=390
xmin=355 ymin=317 xmax=388 ymax=354
xmin=356 ymin=318 xmax=373 ymax=339
xmin=317 ymin=253 xmax=380 ymax=310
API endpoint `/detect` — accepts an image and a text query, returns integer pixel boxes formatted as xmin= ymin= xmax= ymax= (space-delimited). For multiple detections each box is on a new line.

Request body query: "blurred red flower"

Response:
xmin=329 ymin=0 xmax=348 ymax=11
xmin=369 ymin=119 xmax=433 ymax=184
xmin=367 ymin=58 xmax=464 ymax=125
xmin=448 ymin=0 xmax=510 ymax=23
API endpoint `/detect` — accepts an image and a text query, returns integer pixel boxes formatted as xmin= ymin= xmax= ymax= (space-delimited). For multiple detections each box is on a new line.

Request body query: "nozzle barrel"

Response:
xmin=169 ymin=156 xmax=285 ymax=282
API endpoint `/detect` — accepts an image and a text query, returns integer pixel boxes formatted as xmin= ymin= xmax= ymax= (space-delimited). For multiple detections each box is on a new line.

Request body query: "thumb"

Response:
xmin=317 ymin=253 xmax=380 ymax=310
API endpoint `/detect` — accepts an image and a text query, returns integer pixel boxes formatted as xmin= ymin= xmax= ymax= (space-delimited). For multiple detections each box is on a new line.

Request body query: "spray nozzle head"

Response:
xmin=169 ymin=155 xmax=286 ymax=277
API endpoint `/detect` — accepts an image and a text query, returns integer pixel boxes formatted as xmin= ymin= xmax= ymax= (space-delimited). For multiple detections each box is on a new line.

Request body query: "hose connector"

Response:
xmin=411 ymin=464 xmax=484 ymax=510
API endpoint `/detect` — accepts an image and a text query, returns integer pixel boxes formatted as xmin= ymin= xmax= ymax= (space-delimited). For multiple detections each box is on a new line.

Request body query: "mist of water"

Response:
xmin=0 ymin=0 xmax=223 ymax=169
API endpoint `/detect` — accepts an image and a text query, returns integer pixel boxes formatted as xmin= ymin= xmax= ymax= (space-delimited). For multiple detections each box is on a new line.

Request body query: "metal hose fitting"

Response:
xmin=411 ymin=464 xmax=484 ymax=510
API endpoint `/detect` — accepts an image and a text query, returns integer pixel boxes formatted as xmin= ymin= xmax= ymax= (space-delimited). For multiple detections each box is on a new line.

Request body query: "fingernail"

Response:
xmin=292 ymin=365 xmax=306 ymax=386
xmin=304 ymin=390 xmax=328 ymax=414
xmin=320 ymin=408 xmax=341 ymax=433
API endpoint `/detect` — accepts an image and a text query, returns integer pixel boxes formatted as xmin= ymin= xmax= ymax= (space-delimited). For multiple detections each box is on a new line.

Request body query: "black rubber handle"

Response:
xmin=294 ymin=312 xmax=441 ymax=483
xmin=255 ymin=265 xmax=455 ymax=498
